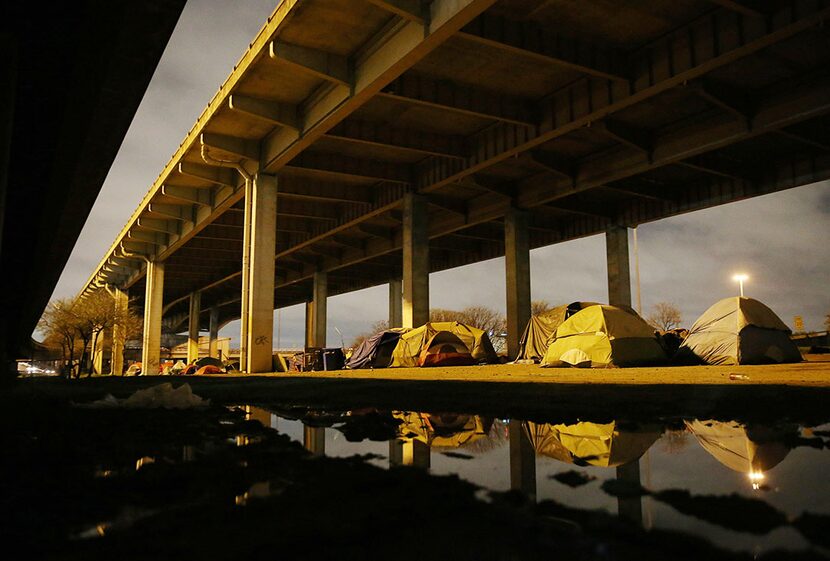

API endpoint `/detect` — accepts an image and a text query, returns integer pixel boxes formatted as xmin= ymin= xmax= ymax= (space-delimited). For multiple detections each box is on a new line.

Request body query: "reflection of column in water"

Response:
xmin=616 ymin=460 xmax=643 ymax=526
xmin=388 ymin=439 xmax=430 ymax=468
xmin=303 ymin=425 xmax=326 ymax=456
xmin=509 ymin=420 xmax=536 ymax=501
xmin=182 ymin=445 xmax=196 ymax=462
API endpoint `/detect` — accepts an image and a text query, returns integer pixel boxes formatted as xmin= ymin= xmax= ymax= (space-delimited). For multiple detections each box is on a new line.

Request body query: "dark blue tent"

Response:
xmin=346 ymin=330 xmax=405 ymax=369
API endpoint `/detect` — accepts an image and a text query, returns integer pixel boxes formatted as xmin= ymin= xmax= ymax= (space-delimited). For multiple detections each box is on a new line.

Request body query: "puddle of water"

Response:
xmin=237 ymin=405 xmax=830 ymax=556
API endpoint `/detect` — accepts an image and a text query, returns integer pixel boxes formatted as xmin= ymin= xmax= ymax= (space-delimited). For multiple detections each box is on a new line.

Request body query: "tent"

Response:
xmin=675 ymin=297 xmax=802 ymax=365
xmin=346 ymin=329 xmax=407 ymax=369
xmin=419 ymin=331 xmax=476 ymax=367
xmin=517 ymin=302 xmax=600 ymax=362
xmin=194 ymin=356 xmax=223 ymax=369
xmin=525 ymin=421 xmax=660 ymax=467
xmin=685 ymin=419 xmax=792 ymax=474
xmin=394 ymin=412 xmax=491 ymax=449
xmin=541 ymin=305 xmax=666 ymax=367
xmin=390 ymin=322 xmax=498 ymax=368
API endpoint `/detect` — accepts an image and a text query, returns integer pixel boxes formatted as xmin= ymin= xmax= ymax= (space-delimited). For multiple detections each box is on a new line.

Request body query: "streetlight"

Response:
xmin=732 ymin=273 xmax=748 ymax=297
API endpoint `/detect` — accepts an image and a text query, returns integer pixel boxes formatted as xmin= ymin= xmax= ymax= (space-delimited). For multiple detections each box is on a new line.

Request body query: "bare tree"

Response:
xmin=647 ymin=302 xmax=683 ymax=331
xmin=350 ymin=319 xmax=391 ymax=348
xmin=38 ymin=298 xmax=83 ymax=378
xmin=531 ymin=300 xmax=552 ymax=316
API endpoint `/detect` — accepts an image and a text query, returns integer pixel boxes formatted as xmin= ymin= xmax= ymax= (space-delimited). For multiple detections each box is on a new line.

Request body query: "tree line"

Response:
xmin=38 ymin=291 xmax=142 ymax=378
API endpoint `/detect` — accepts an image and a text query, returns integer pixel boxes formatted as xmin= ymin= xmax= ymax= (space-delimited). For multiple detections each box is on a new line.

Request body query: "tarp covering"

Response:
xmin=541 ymin=305 xmax=666 ymax=367
xmin=419 ymin=331 xmax=475 ymax=367
xmin=516 ymin=302 xmax=600 ymax=362
xmin=524 ymin=421 xmax=660 ymax=467
xmin=390 ymin=322 xmax=498 ymax=367
xmin=346 ymin=329 xmax=407 ymax=369
xmin=685 ymin=419 xmax=792 ymax=473
xmin=394 ymin=412 xmax=490 ymax=449
xmin=676 ymin=297 xmax=802 ymax=365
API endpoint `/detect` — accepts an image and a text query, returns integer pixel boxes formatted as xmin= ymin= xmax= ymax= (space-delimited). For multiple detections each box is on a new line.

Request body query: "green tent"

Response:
xmin=676 ymin=297 xmax=802 ymax=365
xmin=541 ymin=305 xmax=666 ymax=368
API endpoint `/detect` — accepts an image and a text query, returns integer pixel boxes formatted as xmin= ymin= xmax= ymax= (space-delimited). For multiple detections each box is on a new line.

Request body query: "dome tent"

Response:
xmin=390 ymin=322 xmax=498 ymax=368
xmin=346 ymin=328 xmax=408 ymax=369
xmin=419 ymin=331 xmax=476 ymax=367
xmin=675 ymin=297 xmax=801 ymax=365
xmin=524 ymin=421 xmax=660 ymax=468
xmin=541 ymin=305 xmax=666 ymax=368
xmin=516 ymin=301 xmax=600 ymax=362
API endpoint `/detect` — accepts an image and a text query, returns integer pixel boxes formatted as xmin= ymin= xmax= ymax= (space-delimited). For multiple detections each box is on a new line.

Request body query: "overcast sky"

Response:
xmin=49 ymin=0 xmax=830 ymax=349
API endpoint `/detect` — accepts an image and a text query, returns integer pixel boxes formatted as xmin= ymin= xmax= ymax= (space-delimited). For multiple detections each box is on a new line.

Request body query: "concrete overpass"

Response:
xmin=1 ymin=1 xmax=186 ymax=378
xmin=78 ymin=0 xmax=830 ymax=374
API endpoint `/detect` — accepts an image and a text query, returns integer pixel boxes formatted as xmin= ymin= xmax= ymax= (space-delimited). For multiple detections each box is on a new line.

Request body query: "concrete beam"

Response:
xmin=269 ymin=41 xmax=350 ymax=86
xmin=303 ymin=425 xmax=326 ymax=456
xmin=460 ymin=13 xmax=628 ymax=81
xmin=201 ymin=132 xmax=260 ymax=161
xmin=326 ymin=120 xmax=466 ymax=160
xmin=379 ymin=74 xmax=535 ymax=126
xmin=141 ymin=260 xmax=164 ymax=375
xmin=389 ymin=439 xmax=430 ymax=468
xmin=402 ymin=192 xmax=429 ymax=328
xmin=284 ymin=152 xmax=413 ymax=184
xmin=505 ymin=208 xmax=530 ymax=361
xmin=161 ymin=184 xmax=212 ymax=206
xmin=228 ymin=94 xmax=301 ymax=131
xmin=367 ymin=0 xmax=424 ymax=22
xmin=178 ymin=161 xmax=238 ymax=188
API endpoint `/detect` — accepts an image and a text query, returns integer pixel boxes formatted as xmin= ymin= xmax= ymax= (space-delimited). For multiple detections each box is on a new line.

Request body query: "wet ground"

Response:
xmin=4 ymin=366 xmax=830 ymax=560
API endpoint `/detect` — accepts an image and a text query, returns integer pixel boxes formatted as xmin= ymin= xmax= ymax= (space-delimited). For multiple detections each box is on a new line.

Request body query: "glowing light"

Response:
xmin=732 ymin=273 xmax=749 ymax=297
xmin=748 ymin=470 xmax=765 ymax=490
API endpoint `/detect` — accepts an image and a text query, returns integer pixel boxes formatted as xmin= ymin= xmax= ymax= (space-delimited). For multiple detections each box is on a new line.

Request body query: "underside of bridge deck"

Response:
xmin=79 ymin=0 xmax=830 ymax=371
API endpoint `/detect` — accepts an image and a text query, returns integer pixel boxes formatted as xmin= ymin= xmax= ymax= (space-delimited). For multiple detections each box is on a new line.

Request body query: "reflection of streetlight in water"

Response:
xmin=748 ymin=469 xmax=765 ymax=490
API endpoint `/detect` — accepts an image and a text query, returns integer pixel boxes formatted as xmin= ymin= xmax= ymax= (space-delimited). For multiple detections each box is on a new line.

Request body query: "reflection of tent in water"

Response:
xmin=525 ymin=421 xmax=660 ymax=467
xmin=541 ymin=305 xmax=666 ymax=368
xmin=390 ymin=322 xmax=498 ymax=368
xmin=676 ymin=297 xmax=802 ymax=365
xmin=346 ymin=329 xmax=407 ymax=369
xmin=517 ymin=302 xmax=599 ymax=362
xmin=394 ymin=412 xmax=491 ymax=449
xmin=685 ymin=419 xmax=792 ymax=474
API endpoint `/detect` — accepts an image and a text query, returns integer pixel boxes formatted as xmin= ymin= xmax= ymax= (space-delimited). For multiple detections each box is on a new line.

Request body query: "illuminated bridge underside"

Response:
xmin=85 ymin=0 xmax=830 ymax=334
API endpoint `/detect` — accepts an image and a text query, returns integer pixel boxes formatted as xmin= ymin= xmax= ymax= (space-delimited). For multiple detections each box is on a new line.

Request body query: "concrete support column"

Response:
xmin=110 ymin=287 xmax=128 ymax=375
xmin=304 ymin=301 xmax=314 ymax=349
xmin=616 ymin=461 xmax=644 ymax=525
xmin=389 ymin=440 xmax=430 ymax=468
xmin=241 ymin=173 xmax=277 ymax=373
xmin=208 ymin=306 xmax=220 ymax=359
xmin=141 ymin=260 xmax=165 ymax=375
xmin=187 ymin=291 xmax=201 ymax=364
xmin=509 ymin=420 xmax=536 ymax=500
xmin=312 ymin=271 xmax=327 ymax=348
xmin=92 ymin=330 xmax=104 ymax=375
xmin=505 ymin=208 xmax=531 ymax=360
xmin=303 ymin=426 xmax=326 ymax=456
xmin=606 ymin=225 xmax=632 ymax=307
xmin=402 ymin=192 xmax=429 ymax=328
xmin=388 ymin=278 xmax=402 ymax=328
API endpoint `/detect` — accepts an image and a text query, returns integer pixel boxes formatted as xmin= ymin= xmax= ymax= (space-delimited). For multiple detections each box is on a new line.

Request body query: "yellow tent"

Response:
xmin=389 ymin=322 xmax=498 ymax=367
xmin=516 ymin=302 xmax=600 ymax=362
xmin=685 ymin=419 xmax=792 ymax=474
xmin=524 ymin=420 xmax=660 ymax=467
xmin=541 ymin=305 xmax=666 ymax=367
xmin=393 ymin=412 xmax=490 ymax=449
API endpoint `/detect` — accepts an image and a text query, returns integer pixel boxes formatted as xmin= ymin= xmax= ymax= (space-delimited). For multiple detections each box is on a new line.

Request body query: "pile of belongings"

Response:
xmin=675 ymin=297 xmax=802 ymax=365
xmin=347 ymin=322 xmax=499 ymax=368
xmin=541 ymin=304 xmax=667 ymax=368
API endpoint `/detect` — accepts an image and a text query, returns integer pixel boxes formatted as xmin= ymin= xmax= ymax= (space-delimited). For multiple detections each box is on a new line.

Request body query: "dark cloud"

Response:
xmin=48 ymin=1 xmax=830 ymax=347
